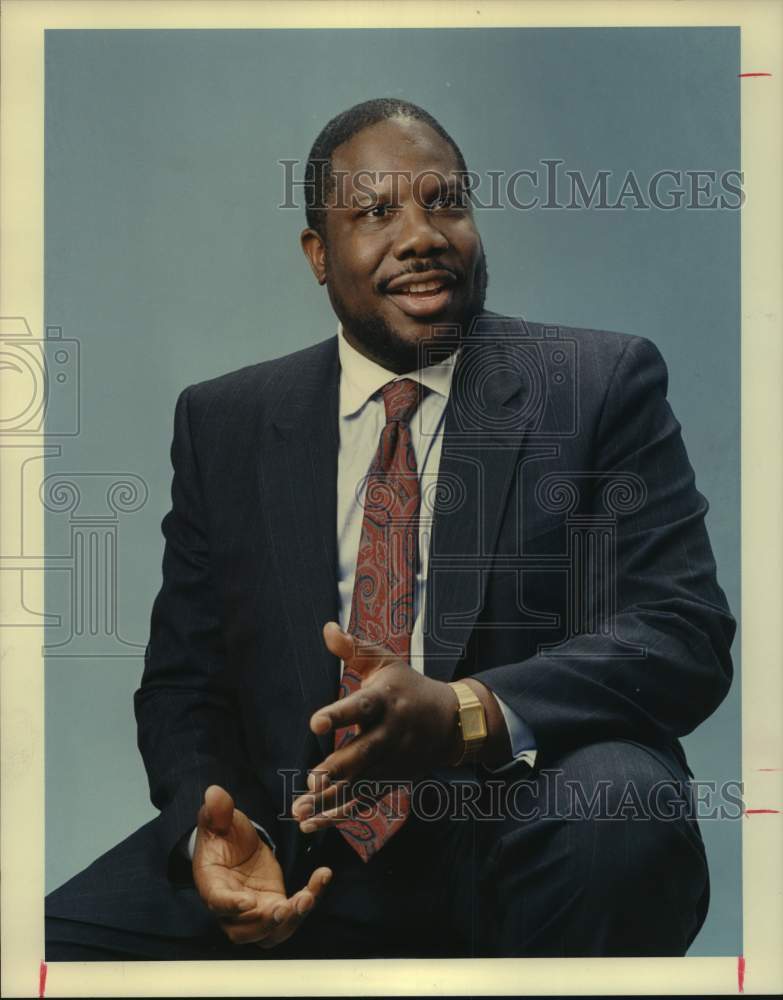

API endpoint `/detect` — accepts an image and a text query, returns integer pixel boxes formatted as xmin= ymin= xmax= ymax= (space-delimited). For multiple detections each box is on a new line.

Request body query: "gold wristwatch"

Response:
xmin=448 ymin=681 xmax=488 ymax=765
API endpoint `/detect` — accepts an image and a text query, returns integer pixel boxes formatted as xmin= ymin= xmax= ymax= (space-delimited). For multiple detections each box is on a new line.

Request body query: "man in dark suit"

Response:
xmin=45 ymin=98 xmax=735 ymax=960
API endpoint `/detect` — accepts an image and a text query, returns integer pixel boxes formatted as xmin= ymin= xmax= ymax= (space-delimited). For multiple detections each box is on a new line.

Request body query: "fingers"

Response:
xmin=202 ymin=878 xmax=259 ymax=920
xmin=217 ymin=868 xmax=333 ymax=948
xmin=215 ymin=894 xmax=290 ymax=945
xmin=292 ymin=779 xmax=350 ymax=820
xmin=322 ymin=621 xmax=355 ymax=660
xmin=198 ymin=784 xmax=235 ymax=836
xmin=321 ymin=621 xmax=395 ymax=673
xmin=256 ymin=868 xmax=333 ymax=949
xmin=294 ymin=778 xmax=403 ymax=833
xmin=289 ymin=867 xmax=333 ymax=916
xmin=221 ymin=910 xmax=286 ymax=946
xmin=309 ymin=866 xmax=334 ymax=896
xmin=298 ymin=797 xmax=370 ymax=833
xmin=310 ymin=686 xmax=384 ymax=738
xmin=293 ymin=776 xmax=379 ymax=818
xmin=304 ymin=729 xmax=388 ymax=798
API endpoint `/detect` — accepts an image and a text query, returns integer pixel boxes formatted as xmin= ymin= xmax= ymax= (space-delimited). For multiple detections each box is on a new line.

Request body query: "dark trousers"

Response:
xmin=46 ymin=739 xmax=709 ymax=960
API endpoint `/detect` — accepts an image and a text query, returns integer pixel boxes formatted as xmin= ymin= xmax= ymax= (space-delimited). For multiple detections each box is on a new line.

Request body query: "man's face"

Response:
xmin=301 ymin=117 xmax=487 ymax=373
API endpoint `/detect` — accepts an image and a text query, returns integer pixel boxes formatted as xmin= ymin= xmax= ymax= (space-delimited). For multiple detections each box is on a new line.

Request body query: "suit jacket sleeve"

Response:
xmin=474 ymin=335 xmax=736 ymax=758
xmin=134 ymin=385 xmax=278 ymax=870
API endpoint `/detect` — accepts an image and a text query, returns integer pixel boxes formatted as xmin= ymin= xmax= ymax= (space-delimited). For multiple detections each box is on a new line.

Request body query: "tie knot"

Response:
xmin=381 ymin=378 xmax=424 ymax=425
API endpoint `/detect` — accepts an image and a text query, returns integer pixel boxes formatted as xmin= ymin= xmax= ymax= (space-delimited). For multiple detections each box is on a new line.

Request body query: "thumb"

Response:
xmin=322 ymin=621 xmax=355 ymax=662
xmin=198 ymin=784 xmax=235 ymax=836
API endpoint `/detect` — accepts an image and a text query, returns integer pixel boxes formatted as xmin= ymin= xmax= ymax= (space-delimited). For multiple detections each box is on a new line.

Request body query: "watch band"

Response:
xmin=448 ymin=680 xmax=488 ymax=765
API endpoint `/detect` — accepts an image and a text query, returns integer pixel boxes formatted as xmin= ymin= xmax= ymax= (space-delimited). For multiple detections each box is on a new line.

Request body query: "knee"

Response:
xmin=543 ymin=740 xmax=700 ymax=882
xmin=477 ymin=741 xmax=707 ymax=956
xmin=485 ymin=740 xmax=701 ymax=879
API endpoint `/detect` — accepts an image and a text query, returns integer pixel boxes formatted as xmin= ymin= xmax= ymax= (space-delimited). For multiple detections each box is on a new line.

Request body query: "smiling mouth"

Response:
xmin=384 ymin=272 xmax=457 ymax=318
xmin=386 ymin=282 xmax=454 ymax=318
xmin=389 ymin=279 xmax=448 ymax=298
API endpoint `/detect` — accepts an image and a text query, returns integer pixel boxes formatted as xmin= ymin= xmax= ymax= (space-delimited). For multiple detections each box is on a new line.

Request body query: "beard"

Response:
xmin=328 ymin=245 xmax=489 ymax=374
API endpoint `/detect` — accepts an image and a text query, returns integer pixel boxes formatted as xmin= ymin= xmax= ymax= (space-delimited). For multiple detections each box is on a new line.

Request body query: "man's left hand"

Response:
xmin=291 ymin=621 xmax=462 ymax=831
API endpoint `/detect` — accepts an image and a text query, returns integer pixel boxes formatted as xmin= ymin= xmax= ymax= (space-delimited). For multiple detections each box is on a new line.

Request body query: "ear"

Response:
xmin=300 ymin=228 xmax=328 ymax=286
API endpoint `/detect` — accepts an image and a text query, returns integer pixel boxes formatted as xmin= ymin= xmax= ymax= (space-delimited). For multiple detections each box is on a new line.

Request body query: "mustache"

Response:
xmin=377 ymin=262 xmax=459 ymax=294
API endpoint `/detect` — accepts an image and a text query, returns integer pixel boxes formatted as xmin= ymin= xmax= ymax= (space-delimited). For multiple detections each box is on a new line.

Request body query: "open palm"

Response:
xmin=192 ymin=784 xmax=332 ymax=947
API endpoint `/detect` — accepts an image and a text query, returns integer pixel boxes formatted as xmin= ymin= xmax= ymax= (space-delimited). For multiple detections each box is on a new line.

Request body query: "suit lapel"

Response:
xmin=256 ymin=338 xmax=341 ymax=761
xmin=424 ymin=318 xmax=531 ymax=682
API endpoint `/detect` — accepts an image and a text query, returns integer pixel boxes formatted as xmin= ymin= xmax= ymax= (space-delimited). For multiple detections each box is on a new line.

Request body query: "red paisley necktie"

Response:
xmin=335 ymin=378 xmax=425 ymax=862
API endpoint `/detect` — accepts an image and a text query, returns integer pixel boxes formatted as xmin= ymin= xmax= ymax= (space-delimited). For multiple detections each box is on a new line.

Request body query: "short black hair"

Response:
xmin=304 ymin=98 xmax=469 ymax=240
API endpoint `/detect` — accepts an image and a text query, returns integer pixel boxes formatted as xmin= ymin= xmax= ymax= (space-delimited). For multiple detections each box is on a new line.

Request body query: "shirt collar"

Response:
xmin=337 ymin=322 xmax=458 ymax=418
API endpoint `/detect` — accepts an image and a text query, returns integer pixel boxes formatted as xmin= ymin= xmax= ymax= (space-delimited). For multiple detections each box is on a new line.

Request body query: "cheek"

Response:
xmin=449 ymin=219 xmax=482 ymax=258
xmin=353 ymin=240 xmax=388 ymax=278
xmin=332 ymin=241 xmax=386 ymax=289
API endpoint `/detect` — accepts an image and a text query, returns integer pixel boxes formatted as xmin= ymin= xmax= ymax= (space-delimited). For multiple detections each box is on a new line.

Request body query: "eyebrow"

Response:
xmin=355 ymin=173 xmax=465 ymax=202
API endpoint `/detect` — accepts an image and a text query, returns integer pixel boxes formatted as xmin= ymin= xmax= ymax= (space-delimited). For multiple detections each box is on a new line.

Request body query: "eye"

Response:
xmin=362 ymin=201 xmax=395 ymax=219
xmin=432 ymin=189 xmax=465 ymax=210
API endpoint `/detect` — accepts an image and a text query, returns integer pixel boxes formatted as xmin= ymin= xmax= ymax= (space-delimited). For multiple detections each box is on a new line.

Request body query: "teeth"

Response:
xmin=405 ymin=280 xmax=443 ymax=294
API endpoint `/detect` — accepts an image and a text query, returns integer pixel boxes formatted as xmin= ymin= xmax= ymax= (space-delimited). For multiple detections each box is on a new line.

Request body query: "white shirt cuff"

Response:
xmin=489 ymin=693 xmax=538 ymax=773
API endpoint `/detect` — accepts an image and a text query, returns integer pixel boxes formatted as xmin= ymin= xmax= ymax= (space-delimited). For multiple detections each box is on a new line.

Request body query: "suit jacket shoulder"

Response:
xmin=175 ymin=334 xmax=338 ymax=450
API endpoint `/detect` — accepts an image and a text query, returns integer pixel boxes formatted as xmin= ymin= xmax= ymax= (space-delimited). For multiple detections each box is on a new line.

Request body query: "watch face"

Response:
xmin=462 ymin=704 xmax=488 ymax=742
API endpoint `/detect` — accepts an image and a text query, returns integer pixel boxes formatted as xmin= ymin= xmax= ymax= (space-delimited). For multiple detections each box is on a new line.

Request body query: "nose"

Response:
xmin=392 ymin=204 xmax=449 ymax=260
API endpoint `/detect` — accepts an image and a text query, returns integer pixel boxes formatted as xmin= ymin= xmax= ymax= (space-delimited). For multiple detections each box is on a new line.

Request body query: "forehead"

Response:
xmin=330 ymin=117 xmax=461 ymax=185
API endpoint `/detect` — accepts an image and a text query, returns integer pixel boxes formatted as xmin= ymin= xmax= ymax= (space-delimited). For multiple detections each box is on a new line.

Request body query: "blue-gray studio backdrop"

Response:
xmin=44 ymin=28 xmax=741 ymax=954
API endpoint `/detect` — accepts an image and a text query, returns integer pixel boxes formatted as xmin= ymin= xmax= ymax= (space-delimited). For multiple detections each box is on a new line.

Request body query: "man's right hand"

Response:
xmin=192 ymin=784 xmax=333 ymax=948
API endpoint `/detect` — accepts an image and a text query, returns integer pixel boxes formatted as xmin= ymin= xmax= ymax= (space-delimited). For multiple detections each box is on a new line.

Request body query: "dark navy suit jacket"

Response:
xmin=53 ymin=313 xmax=733 ymax=937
